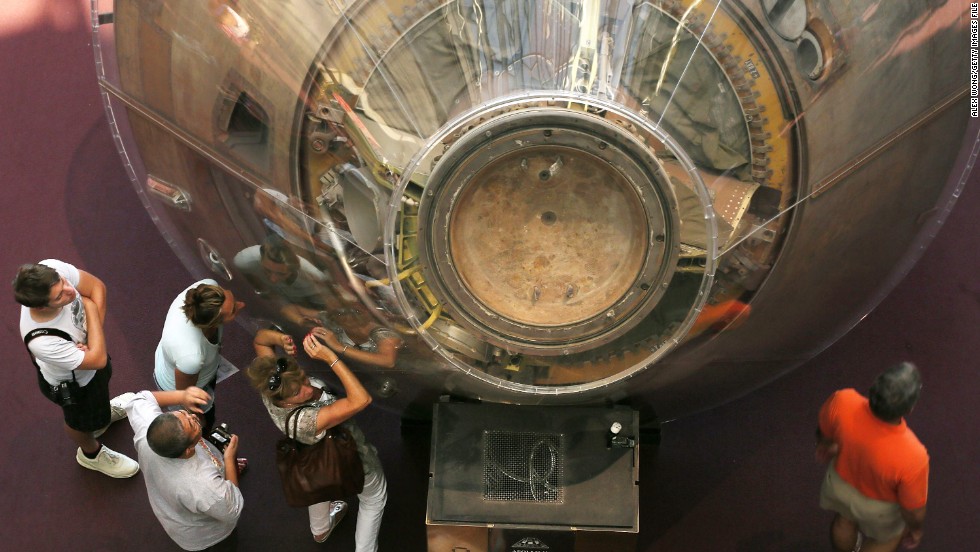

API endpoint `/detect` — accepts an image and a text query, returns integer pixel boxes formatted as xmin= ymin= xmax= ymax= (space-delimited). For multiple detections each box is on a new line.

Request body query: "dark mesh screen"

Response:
xmin=483 ymin=430 xmax=564 ymax=503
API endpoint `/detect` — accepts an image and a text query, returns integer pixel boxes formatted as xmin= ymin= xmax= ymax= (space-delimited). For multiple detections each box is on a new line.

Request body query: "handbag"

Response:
xmin=275 ymin=405 xmax=365 ymax=507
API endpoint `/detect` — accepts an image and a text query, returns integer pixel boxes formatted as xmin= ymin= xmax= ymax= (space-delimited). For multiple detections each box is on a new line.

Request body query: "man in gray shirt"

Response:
xmin=118 ymin=387 xmax=244 ymax=551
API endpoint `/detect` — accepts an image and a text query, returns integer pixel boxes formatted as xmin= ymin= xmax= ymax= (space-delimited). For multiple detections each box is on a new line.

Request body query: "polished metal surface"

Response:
xmin=92 ymin=0 xmax=977 ymax=419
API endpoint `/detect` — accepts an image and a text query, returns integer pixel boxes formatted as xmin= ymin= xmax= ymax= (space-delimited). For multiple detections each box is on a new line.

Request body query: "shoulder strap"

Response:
xmin=24 ymin=327 xmax=74 ymax=347
xmin=23 ymin=328 xmax=75 ymax=377
xmin=284 ymin=405 xmax=313 ymax=440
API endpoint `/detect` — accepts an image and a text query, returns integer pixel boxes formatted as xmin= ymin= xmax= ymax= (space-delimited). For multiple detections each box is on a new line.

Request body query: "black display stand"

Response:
xmin=426 ymin=402 xmax=639 ymax=552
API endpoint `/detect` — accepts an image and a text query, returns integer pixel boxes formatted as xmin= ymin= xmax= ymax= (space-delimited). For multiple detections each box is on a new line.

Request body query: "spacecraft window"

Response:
xmin=222 ymin=92 xmax=270 ymax=171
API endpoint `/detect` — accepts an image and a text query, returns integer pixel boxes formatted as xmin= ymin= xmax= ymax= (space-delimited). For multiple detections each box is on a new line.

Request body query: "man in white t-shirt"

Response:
xmin=119 ymin=386 xmax=244 ymax=551
xmin=153 ymin=280 xmax=244 ymax=431
xmin=14 ymin=259 xmax=139 ymax=478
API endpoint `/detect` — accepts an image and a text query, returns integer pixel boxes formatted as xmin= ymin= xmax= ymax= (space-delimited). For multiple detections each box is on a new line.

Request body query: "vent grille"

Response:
xmin=483 ymin=431 xmax=564 ymax=503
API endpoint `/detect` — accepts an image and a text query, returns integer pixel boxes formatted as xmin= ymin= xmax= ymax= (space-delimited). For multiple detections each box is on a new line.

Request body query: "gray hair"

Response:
xmin=869 ymin=361 xmax=922 ymax=421
xmin=147 ymin=413 xmax=195 ymax=458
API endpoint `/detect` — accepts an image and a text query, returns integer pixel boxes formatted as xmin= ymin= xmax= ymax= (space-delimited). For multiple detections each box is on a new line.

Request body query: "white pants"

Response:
xmin=308 ymin=468 xmax=387 ymax=551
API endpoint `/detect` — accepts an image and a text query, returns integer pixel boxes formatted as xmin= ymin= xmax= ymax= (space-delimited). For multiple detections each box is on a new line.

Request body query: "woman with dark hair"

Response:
xmin=247 ymin=327 xmax=386 ymax=548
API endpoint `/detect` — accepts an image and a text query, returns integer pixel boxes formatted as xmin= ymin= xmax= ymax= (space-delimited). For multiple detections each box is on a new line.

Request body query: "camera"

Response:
xmin=51 ymin=381 xmax=78 ymax=407
xmin=207 ymin=423 xmax=233 ymax=452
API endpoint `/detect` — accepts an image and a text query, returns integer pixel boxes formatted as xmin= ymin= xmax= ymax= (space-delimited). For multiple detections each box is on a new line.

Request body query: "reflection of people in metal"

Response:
xmin=251 ymin=188 xmax=361 ymax=291
xmin=248 ymin=327 xmax=386 ymax=547
xmin=319 ymin=309 xmax=403 ymax=369
xmin=254 ymin=189 xmax=314 ymax=247
xmin=687 ymin=299 xmax=751 ymax=337
xmin=250 ymin=188 xmax=403 ymax=336
xmin=233 ymin=235 xmax=340 ymax=327
xmin=816 ymin=362 xmax=929 ymax=552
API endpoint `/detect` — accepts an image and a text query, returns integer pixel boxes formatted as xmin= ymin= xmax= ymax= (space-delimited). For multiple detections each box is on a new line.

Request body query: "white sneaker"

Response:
xmin=109 ymin=394 xmax=129 ymax=424
xmin=92 ymin=395 xmax=129 ymax=438
xmin=76 ymin=445 xmax=140 ymax=478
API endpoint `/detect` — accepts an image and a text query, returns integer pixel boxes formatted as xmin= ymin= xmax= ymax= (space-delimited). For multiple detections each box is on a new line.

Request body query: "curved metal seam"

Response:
xmin=716 ymin=86 xmax=969 ymax=259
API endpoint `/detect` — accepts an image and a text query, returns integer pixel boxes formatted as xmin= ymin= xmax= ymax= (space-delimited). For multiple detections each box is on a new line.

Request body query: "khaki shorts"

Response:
xmin=820 ymin=464 xmax=905 ymax=541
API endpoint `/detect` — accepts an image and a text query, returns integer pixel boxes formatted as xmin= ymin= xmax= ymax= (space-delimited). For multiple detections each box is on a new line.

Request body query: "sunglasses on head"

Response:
xmin=267 ymin=357 xmax=289 ymax=391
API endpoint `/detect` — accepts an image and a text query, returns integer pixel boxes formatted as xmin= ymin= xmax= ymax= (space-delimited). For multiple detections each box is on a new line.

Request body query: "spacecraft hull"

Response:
xmin=92 ymin=0 xmax=976 ymax=420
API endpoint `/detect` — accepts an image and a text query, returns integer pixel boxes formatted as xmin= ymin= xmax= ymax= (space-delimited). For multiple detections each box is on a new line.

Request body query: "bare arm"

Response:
xmin=222 ymin=434 xmax=240 ymax=487
xmin=150 ymin=387 xmax=211 ymax=414
xmin=339 ymin=337 xmax=400 ymax=369
xmin=253 ymin=328 xmax=297 ymax=358
xmin=304 ymin=330 xmax=372 ymax=433
xmin=900 ymin=506 xmax=926 ymax=549
xmin=77 ymin=297 xmax=108 ymax=369
xmin=174 ymin=369 xmax=198 ymax=391
xmin=76 ymin=270 xmax=107 ymax=324
xmin=815 ymin=427 xmax=839 ymax=464
xmin=319 ymin=327 xmax=401 ymax=369
xmin=279 ymin=304 xmax=323 ymax=329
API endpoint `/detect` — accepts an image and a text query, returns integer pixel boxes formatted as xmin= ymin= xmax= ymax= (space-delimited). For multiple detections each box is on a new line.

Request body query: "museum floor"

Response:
xmin=1 ymin=2 xmax=978 ymax=550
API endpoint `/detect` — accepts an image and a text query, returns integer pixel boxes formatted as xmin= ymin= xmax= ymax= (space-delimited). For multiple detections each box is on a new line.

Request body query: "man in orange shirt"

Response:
xmin=816 ymin=362 xmax=928 ymax=552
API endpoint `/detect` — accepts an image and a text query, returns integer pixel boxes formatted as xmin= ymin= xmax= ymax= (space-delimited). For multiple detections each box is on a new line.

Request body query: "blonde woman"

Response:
xmin=247 ymin=327 xmax=386 ymax=548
